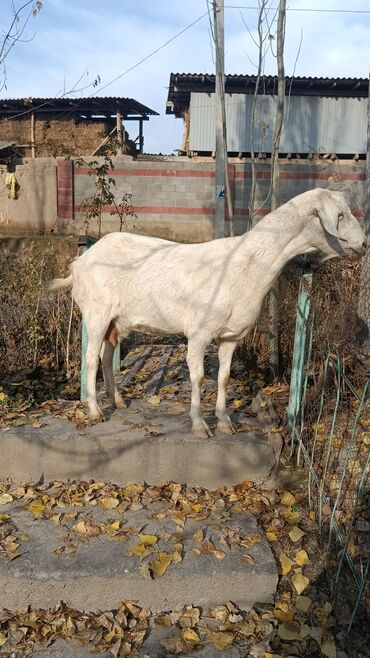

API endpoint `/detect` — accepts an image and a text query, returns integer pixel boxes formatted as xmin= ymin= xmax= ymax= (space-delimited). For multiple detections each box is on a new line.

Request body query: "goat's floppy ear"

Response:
xmin=316 ymin=195 xmax=347 ymax=255
xmin=317 ymin=199 xmax=340 ymax=239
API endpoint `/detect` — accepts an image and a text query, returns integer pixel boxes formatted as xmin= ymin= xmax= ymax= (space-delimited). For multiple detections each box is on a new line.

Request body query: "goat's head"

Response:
xmin=304 ymin=189 xmax=367 ymax=260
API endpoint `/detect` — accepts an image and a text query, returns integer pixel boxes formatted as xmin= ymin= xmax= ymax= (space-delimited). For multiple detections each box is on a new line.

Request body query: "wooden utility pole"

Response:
xmin=268 ymin=0 xmax=286 ymax=377
xmin=213 ymin=0 xmax=225 ymax=239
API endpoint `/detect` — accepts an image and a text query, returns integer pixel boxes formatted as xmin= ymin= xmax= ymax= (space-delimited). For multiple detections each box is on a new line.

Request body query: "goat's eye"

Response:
xmin=338 ymin=212 xmax=344 ymax=221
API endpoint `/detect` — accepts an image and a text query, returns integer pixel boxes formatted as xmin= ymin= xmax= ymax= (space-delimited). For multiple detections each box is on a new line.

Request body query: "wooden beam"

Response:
xmin=116 ymin=111 xmax=123 ymax=154
xmin=31 ymin=112 xmax=35 ymax=158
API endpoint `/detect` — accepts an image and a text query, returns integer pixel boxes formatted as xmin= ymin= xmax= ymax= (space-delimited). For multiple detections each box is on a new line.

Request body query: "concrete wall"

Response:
xmin=0 ymin=158 xmax=57 ymax=235
xmin=0 ymin=155 xmax=366 ymax=241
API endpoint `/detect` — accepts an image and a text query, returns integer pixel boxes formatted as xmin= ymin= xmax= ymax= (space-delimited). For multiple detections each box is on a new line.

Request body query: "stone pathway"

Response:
xmin=0 ymin=343 xmax=282 ymax=657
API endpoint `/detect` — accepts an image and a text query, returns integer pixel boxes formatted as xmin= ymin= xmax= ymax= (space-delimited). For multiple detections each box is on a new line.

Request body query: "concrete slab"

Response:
xmin=32 ymin=640 xmax=113 ymax=657
xmin=0 ymin=499 xmax=278 ymax=614
xmin=0 ymin=400 xmax=277 ymax=488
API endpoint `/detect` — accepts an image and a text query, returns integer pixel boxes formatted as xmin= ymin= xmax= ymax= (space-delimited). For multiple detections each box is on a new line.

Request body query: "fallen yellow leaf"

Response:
xmin=279 ymin=553 xmax=294 ymax=575
xmin=266 ymin=531 xmax=278 ymax=542
xmin=129 ymin=543 xmax=148 ymax=556
xmin=280 ymin=491 xmax=296 ymax=505
xmin=0 ymin=493 xmax=13 ymax=505
xmin=273 ymin=608 xmax=293 ymax=623
xmin=288 ymin=526 xmax=305 ymax=543
xmin=99 ymin=496 xmax=119 ymax=509
xmin=207 ymin=630 xmax=235 ymax=650
xmin=179 ymin=606 xmax=201 ymax=628
xmin=26 ymin=499 xmax=46 ymax=517
xmin=106 ymin=520 xmax=121 ymax=533
xmin=72 ymin=520 xmax=101 ymax=537
xmin=295 ymin=595 xmax=312 ymax=612
xmin=139 ymin=534 xmax=158 ymax=545
xmin=321 ymin=637 xmax=337 ymax=658
xmin=150 ymin=552 xmax=173 ymax=577
xmin=193 ymin=528 xmax=203 ymax=543
xmin=0 ymin=631 xmax=7 ymax=647
xmin=292 ymin=572 xmax=310 ymax=595
xmin=182 ymin=628 xmax=200 ymax=644
xmin=278 ymin=621 xmax=301 ymax=640
xmin=295 ymin=549 xmax=310 ymax=565
xmin=122 ymin=483 xmax=144 ymax=497
xmin=213 ymin=549 xmax=226 ymax=560
xmin=148 ymin=395 xmax=161 ymax=406
xmin=347 ymin=535 xmax=356 ymax=557
xmin=362 ymin=432 xmax=370 ymax=446
xmin=283 ymin=508 xmax=303 ymax=524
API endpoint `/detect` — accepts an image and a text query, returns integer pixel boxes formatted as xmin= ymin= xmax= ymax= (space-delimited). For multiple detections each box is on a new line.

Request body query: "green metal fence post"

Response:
xmin=287 ymin=265 xmax=313 ymax=445
xmin=78 ymin=235 xmax=120 ymax=403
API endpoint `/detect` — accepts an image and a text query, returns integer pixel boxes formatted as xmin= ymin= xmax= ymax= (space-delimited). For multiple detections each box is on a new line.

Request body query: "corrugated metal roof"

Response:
xmin=0 ymin=97 xmax=158 ymax=117
xmin=167 ymin=73 xmax=369 ymax=116
xmin=189 ymin=93 xmax=367 ymax=155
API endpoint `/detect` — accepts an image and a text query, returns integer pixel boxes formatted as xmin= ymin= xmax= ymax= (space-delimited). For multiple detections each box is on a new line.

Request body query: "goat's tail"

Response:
xmin=47 ymin=274 xmax=73 ymax=293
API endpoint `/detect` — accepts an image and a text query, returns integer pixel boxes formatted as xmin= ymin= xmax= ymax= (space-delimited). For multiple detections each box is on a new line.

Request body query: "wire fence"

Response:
xmin=288 ymin=266 xmax=370 ymax=641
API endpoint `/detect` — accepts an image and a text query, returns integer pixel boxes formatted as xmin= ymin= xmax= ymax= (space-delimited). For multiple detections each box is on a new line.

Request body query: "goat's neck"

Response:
xmin=239 ymin=212 xmax=313 ymax=291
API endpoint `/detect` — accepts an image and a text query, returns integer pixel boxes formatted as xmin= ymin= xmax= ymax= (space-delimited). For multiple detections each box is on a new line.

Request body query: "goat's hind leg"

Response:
xmin=85 ymin=322 xmax=106 ymax=421
xmin=186 ymin=338 xmax=212 ymax=439
xmin=100 ymin=321 xmax=125 ymax=409
xmin=216 ymin=340 xmax=237 ymax=434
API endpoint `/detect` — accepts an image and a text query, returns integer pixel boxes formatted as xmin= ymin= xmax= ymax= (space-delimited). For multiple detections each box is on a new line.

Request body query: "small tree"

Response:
xmin=75 ymin=138 xmax=137 ymax=236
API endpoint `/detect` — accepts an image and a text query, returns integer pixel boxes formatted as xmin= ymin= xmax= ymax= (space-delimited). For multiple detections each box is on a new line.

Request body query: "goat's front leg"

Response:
xmin=100 ymin=322 xmax=125 ymax=408
xmin=187 ymin=339 xmax=212 ymax=439
xmin=216 ymin=340 xmax=237 ymax=434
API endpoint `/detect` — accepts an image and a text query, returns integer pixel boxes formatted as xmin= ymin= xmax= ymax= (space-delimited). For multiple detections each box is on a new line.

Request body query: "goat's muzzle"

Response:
xmin=347 ymin=239 xmax=367 ymax=258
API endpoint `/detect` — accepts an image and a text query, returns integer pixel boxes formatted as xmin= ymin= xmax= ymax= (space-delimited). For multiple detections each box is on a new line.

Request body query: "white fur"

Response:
xmin=49 ymin=188 xmax=366 ymax=438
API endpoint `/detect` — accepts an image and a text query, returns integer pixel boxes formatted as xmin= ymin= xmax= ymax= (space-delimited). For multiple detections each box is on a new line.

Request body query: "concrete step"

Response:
xmin=0 ymin=398 xmax=279 ymax=488
xmin=0 ymin=491 xmax=278 ymax=614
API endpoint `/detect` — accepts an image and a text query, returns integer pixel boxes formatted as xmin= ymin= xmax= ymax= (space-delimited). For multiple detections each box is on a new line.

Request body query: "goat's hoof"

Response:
xmin=89 ymin=407 xmax=103 ymax=422
xmin=115 ymin=395 xmax=126 ymax=409
xmin=192 ymin=420 xmax=213 ymax=440
xmin=217 ymin=417 xmax=236 ymax=435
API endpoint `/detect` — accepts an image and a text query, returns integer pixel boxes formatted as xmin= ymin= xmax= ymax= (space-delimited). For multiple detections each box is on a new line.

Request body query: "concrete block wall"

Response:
xmin=0 ymin=158 xmax=58 ymax=235
xmin=71 ymin=156 xmax=366 ymax=241
xmin=0 ymin=155 xmax=366 ymax=240
xmin=72 ymin=158 xmax=216 ymax=241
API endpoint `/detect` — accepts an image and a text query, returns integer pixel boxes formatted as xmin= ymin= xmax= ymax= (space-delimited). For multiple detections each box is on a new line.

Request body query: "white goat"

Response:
xmin=49 ymin=188 xmax=366 ymax=438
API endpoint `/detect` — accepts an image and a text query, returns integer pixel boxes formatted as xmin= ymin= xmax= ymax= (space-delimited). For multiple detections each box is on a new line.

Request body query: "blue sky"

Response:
xmin=1 ymin=0 xmax=370 ymax=153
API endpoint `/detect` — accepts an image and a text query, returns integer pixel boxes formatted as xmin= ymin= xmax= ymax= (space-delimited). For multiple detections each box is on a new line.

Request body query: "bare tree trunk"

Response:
xmin=357 ymin=75 xmax=370 ymax=352
xmin=268 ymin=0 xmax=286 ymax=377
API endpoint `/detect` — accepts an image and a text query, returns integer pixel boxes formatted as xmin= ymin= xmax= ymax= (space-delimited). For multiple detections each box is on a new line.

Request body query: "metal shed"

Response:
xmin=166 ymin=74 xmax=369 ymax=156
xmin=189 ymin=92 xmax=367 ymax=155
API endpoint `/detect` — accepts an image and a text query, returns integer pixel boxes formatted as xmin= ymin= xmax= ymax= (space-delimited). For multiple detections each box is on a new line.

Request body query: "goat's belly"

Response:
xmin=218 ymin=326 xmax=252 ymax=341
xmin=115 ymin=318 xmax=183 ymax=338
xmin=134 ymin=323 xmax=181 ymax=336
